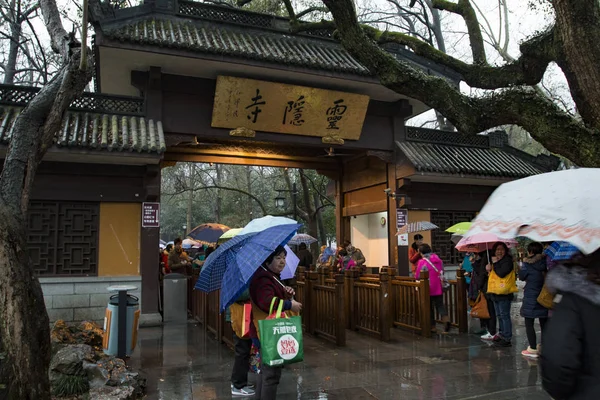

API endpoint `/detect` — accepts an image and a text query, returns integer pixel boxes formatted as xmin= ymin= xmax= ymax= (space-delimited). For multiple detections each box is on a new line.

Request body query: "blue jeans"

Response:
xmin=493 ymin=299 xmax=512 ymax=341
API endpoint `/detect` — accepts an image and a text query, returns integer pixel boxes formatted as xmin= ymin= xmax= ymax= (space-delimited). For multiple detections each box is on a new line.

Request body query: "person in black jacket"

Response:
xmin=519 ymin=242 xmax=548 ymax=358
xmin=541 ymin=249 xmax=600 ymax=400
xmin=486 ymin=242 xmax=515 ymax=347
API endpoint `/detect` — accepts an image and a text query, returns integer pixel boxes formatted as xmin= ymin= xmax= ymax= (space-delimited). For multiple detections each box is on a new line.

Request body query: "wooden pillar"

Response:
xmin=334 ymin=274 xmax=346 ymax=346
xmin=456 ymin=269 xmax=469 ymax=333
xmin=344 ymin=268 xmax=358 ymax=330
xmin=306 ymin=271 xmax=318 ymax=335
xmin=419 ymin=270 xmax=432 ymax=338
xmin=139 ymin=66 xmax=163 ymax=316
xmin=319 ymin=267 xmax=329 ymax=285
xmin=379 ymin=272 xmax=391 ymax=342
xmin=335 ymin=178 xmax=344 ymax=251
xmin=386 ymin=163 xmax=398 ymax=270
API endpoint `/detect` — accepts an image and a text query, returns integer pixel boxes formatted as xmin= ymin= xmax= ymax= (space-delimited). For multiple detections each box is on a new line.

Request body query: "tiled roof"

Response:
xmin=397 ymin=140 xmax=542 ymax=178
xmin=0 ymin=106 xmax=166 ymax=154
xmin=102 ymin=17 xmax=371 ymax=75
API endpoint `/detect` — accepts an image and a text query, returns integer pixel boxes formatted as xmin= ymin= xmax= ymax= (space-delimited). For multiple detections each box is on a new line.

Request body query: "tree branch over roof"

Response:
xmin=321 ymin=0 xmax=600 ymax=167
xmin=431 ymin=0 xmax=486 ymax=64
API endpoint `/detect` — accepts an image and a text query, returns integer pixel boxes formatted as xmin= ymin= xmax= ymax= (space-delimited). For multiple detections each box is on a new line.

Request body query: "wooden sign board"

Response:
xmin=211 ymin=76 xmax=370 ymax=140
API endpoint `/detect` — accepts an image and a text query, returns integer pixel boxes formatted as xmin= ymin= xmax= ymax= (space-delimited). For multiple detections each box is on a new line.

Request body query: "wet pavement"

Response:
xmin=129 ymin=306 xmax=551 ymax=400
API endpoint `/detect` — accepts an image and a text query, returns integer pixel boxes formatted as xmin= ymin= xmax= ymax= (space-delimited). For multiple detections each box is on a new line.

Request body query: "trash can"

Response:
xmin=163 ymin=273 xmax=188 ymax=323
xmin=103 ymin=293 xmax=140 ymax=357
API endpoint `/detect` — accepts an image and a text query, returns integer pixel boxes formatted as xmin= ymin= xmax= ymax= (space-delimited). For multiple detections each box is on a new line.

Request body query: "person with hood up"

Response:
xmin=518 ymin=242 xmax=549 ymax=358
xmin=541 ymin=248 xmax=600 ymax=400
xmin=415 ymin=243 xmax=451 ymax=333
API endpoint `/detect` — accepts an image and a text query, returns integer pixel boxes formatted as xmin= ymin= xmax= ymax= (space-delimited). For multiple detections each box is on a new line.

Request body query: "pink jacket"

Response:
xmin=415 ymin=254 xmax=444 ymax=296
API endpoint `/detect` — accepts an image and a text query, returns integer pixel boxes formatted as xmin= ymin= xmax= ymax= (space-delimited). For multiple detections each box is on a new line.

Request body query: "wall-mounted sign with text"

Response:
xmin=211 ymin=76 xmax=370 ymax=141
xmin=396 ymin=208 xmax=408 ymax=246
xmin=142 ymin=202 xmax=160 ymax=228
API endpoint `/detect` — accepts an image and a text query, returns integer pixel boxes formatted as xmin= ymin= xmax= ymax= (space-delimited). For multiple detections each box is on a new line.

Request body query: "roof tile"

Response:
xmin=397 ymin=141 xmax=542 ymax=178
xmin=0 ymin=106 xmax=166 ymax=154
xmin=103 ymin=17 xmax=370 ymax=75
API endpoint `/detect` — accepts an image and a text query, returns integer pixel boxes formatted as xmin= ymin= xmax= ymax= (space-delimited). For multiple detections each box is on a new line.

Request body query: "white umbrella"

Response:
xmin=288 ymin=233 xmax=317 ymax=246
xmin=240 ymin=215 xmax=300 ymax=279
xmin=465 ymin=168 xmax=600 ymax=254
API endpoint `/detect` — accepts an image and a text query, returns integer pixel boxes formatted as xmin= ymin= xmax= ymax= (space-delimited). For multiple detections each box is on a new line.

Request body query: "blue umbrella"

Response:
xmin=195 ymin=223 xmax=300 ymax=311
xmin=544 ymin=241 xmax=581 ymax=261
xmin=219 ymin=223 xmax=300 ymax=312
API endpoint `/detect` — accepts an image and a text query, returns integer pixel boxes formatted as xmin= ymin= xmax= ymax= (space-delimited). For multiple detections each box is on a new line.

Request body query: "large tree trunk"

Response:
xmin=0 ymin=209 xmax=50 ymax=399
xmin=553 ymin=0 xmax=600 ymax=129
xmin=298 ymin=171 xmax=318 ymax=257
xmin=0 ymin=0 xmax=93 ymax=391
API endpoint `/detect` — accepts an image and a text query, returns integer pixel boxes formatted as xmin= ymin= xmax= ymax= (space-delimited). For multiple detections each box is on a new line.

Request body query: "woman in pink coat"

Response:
xmin=415 ymin=244 xmax=451 ymax=333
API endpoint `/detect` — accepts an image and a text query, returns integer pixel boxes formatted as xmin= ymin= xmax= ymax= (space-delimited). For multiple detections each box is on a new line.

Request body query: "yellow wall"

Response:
xmin=98 ymin=203 xmax=141 ymax=276
xmin=406 ymin=210 xmax=431 ymax=264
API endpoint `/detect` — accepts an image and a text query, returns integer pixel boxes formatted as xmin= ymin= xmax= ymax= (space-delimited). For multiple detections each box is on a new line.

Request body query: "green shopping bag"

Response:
xmin=258 ymin=298 xmax=304 ymax=366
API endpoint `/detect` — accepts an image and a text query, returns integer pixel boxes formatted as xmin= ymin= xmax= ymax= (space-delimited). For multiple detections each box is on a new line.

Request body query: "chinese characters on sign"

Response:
xmin=142 ymin=203 xmax=160 ymax=228
xmin=282 ymin=95 xmax=305 ymax=126
xmin=245 ymin=89 xmax=266 ymax=123
xmin=212 ymin=76 xmax=370 ymax=140
xmin=326 ymin=99 xmax=347 ymax=130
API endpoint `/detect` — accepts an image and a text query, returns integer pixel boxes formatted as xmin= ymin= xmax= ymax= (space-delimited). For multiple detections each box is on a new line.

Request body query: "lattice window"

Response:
xmin=27 ymin=201 xmax=99 ymax=276
xmin=178 ymin=1 xmax=273 ymax=28
xmin=430 ymin=211 xmax=476 ymax=265
xmin=406 ymin=127 xmax=489 ymax=148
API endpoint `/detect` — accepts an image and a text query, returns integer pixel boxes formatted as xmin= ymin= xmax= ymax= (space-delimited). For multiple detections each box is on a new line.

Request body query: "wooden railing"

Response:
xmin=344 ymin=269 xmax=391 ymax=341
xmin=188 ymin=264 xmax=467 ymax=347
xmin=390 ymin=271 xmax=431 ymax=337
xmin=435 ymin=270 xmax=468 ymax=333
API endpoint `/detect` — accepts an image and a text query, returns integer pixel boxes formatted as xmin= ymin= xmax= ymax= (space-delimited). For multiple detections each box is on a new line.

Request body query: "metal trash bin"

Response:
xmin=163 ymin=273 xmax=188 ymax=323
xmin=103 ymin=293 xmax=140 ymax=357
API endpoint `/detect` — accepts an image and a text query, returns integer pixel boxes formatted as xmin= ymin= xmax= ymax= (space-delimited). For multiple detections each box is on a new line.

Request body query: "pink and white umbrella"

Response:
xmin=455 ymin=233 xmax=518 ymax=253
xmin=463 ymin=168 xmax=600 ymax=254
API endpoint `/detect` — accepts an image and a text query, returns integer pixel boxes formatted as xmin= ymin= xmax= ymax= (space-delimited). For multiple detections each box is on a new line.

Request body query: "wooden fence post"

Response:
xmin=320 ymin=267 xmax=330 ymax=285
xmin=306 ymin=271 xmax=318 ymax=335
xmin=456 ymin=269 xmax=469 ymax=333
xmin=344 ymin=268 xmax=358 ymax=330
xmin=334 ymin=274 xmax=346 ymax=346
xmin=297 ymin=266 xmax=306 ymax=281
xmin=419 ymin=270 xmax=432 ymax=338
xmin=379 ymin=272 xmax=391 ymax=342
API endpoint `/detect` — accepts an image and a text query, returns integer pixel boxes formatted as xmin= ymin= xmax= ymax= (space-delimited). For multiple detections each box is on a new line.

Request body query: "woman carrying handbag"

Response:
xmin=415 ymin=244 xmax=451 ymax=333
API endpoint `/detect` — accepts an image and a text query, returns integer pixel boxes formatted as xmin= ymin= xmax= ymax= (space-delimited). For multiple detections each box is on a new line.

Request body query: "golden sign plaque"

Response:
xmin=211 ymin=76 xmax=370 ymax=141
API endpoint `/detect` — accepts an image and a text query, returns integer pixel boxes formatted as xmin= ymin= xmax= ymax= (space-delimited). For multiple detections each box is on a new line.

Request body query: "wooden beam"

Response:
xmin=164 ymin=152 xmax=339 ymax=171
xmin=342 ymin=200 xmax=387 ymax=217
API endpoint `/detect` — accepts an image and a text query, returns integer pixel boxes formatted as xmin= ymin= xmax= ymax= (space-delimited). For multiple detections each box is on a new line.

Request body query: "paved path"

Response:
xmin=129 ymin=309 xmax=551 ymax=400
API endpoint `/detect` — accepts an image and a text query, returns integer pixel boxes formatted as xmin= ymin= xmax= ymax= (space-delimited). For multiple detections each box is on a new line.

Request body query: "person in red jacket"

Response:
xmin=409 ymin=234 xmax=424 ymax=277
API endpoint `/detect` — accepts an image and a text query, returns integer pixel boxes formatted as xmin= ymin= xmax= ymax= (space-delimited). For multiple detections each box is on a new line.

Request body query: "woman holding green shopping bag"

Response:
xmin=249 ymin=245 xmax=302 ymax=400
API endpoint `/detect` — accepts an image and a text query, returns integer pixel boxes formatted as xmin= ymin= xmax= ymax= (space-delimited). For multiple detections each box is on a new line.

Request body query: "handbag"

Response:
xmin=487 ymin=267 xmax=518 ymax=295
xmin=258 ymin=298 xmax=304 ymax=366
xmin=470 ymin=292 xmax=490 ymax=319
xmin=537 ymin=284 xmax=554 ymax=309
xmin=230 ymin=302 xmax=252 ymax=338
xmin=424 ymin=258 xmax=450 ymax=292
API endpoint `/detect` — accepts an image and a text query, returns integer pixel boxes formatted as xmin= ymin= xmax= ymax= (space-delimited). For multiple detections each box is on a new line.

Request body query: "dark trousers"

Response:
xmin=254 ymin=362 xmax=282 ymax=400
xmin=231 ymin=333 xmax=252 ymax=389
xmin=494 ymin=299 xmax=513 ymax=341
xmin=430 ymin=295 xmax=448 ymax=326
xmin=479 ymin=294 xmax=497 ymax=335
xmin=525 ymin=317 xmax=547 ymax=350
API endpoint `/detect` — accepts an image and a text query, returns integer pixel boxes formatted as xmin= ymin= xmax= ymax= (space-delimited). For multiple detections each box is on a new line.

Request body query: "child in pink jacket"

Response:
xmin=415 ymin=243 xmax=451 ymax=333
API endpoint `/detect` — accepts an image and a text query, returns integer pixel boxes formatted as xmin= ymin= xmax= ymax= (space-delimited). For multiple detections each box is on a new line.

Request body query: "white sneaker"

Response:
xmin=231 ymin=385 xmax=255 ymax=397
xmin=481 ymin=332 xmax=494 ymax=340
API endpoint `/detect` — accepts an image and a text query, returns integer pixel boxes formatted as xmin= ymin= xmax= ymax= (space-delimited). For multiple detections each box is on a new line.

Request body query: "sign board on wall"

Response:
xmin=142 ymin=203 xmax=160 ymax=228
xmin=396 ymin=208 xmax=408 ymax=246
xmin=211 ymin=76 xmax=370 ymax=140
